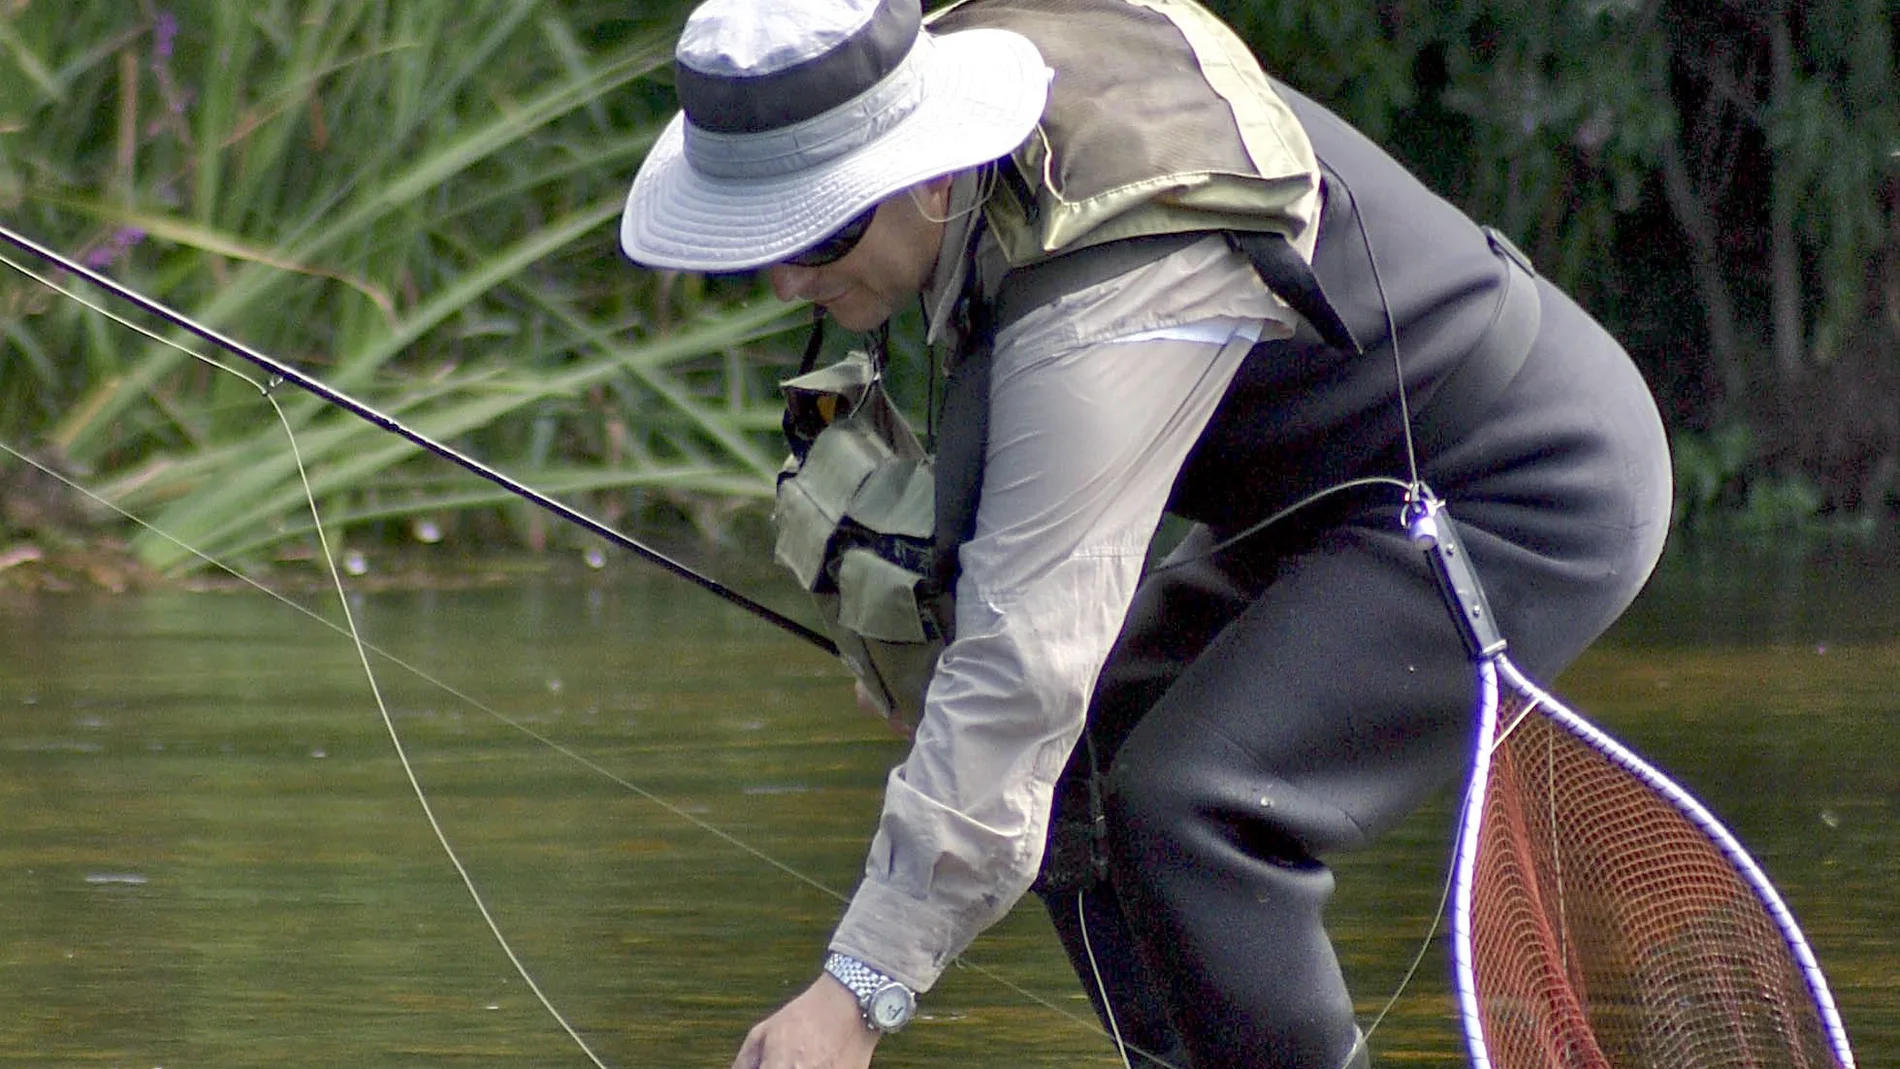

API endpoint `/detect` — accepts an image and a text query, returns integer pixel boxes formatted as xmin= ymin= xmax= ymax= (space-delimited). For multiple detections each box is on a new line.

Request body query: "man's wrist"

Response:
xmin=822 ymin=951 xmax=918 ymax=1033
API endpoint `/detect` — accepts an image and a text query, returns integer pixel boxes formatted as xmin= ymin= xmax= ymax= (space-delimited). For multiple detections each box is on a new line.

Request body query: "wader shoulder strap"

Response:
xmin=932 ymin=304 xmax=990 ymax=593
xmin=989 ymin=228 xmax=1360 ymax=356
xmin=1224 ymin=229 xmax=1361 ymax=355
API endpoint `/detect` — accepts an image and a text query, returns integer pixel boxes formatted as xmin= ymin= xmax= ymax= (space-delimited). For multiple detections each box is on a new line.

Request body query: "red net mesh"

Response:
xmin=1468 ymin=688 xmax=1846 ymax=1069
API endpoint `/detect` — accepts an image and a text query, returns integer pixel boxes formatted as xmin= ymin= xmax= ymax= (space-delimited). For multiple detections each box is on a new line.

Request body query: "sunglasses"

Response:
xmin=784 ymin=205 xmax=878 ymax=267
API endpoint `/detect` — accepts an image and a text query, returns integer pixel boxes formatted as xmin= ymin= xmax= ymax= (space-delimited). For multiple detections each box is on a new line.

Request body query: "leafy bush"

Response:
xmin=0 ymin=1 xmax=803 ymax=574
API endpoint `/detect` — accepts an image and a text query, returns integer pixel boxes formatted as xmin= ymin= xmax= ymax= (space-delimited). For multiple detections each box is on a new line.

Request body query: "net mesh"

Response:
xmin=1466 ymin=687 xmax=1846 ymax=1069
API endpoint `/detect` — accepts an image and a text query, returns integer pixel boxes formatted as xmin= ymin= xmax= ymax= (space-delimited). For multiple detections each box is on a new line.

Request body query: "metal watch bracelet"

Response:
xmin=822 ymin=951 xmax=917 ymax=1032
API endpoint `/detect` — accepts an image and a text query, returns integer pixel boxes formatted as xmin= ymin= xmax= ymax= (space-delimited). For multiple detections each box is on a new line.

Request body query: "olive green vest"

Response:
xmin=930 ymin=0 xmax=1320 ymax=268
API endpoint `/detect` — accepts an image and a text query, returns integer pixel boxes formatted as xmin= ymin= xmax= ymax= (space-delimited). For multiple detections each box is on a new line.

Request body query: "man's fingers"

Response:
xmin=731 ymin=1024 xmax=764 ymax=1069
xmin=853 ymin=681 xmax=914 ymax=738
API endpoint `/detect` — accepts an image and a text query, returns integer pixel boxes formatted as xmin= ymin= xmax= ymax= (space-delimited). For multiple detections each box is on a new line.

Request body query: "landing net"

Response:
xmin=1450 ymin=658 xmax=1856 ymax=1069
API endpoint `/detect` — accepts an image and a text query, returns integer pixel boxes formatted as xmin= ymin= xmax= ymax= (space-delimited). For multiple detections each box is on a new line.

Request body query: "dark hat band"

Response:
xmin=675 ymin=0 xmax=921 ymax=135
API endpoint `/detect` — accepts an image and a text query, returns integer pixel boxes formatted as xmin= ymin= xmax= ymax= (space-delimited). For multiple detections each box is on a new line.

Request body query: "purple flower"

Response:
xmin=82 ymin=228 xmax=147 ymax=269
xmin=153 ymin=11 xmax=178 ymax=63
xmin=148 ymin=11 xmax=191 ymax=120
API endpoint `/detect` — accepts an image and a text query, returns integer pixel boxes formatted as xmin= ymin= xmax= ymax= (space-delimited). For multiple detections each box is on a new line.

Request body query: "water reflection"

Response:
xmin=0 ymin=534 xmax=1894 ymax=1067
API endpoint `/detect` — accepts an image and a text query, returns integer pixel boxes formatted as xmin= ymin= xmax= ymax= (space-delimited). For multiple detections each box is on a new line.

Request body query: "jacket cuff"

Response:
xmin=829 ymin=876 xmax=967 ymax=993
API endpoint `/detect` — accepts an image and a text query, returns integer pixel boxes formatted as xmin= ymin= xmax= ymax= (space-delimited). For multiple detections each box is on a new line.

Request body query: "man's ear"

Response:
xmin=909 ymin=173 xmax=958 ymax=220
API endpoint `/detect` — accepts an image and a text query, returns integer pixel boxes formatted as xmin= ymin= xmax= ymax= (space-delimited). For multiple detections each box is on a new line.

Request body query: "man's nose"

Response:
xmin=769 ymin=263 xmax=813 ymax=303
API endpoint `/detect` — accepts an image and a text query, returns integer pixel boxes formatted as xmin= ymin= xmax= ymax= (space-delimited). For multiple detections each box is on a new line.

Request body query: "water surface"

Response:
xmin=1 ymin=535 xmax=1894 ymax=1067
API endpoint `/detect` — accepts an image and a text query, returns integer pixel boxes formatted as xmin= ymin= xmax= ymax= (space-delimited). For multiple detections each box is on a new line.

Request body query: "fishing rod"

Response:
xmin=0 ymin=221 xmax=839 ymax=657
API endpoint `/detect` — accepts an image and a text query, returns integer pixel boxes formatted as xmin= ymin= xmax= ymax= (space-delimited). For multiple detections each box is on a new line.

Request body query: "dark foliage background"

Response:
xmin=1208 ymin=0 xmax=1899 ymax=525
xmin=1 ymin=1 xmax=1895 ymax=578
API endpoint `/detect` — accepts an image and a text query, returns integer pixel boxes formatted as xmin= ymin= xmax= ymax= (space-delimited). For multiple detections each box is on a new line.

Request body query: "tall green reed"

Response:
xmin=0 ymin=0 xmax=802 ymax=573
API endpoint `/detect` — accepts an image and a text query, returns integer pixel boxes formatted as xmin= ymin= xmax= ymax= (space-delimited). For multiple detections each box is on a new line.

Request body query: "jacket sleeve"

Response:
xmin=828 ymin=236 xmax=1293 ymax=991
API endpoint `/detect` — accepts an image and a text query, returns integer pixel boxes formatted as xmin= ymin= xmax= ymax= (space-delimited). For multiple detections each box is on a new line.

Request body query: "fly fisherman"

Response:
xmin=620 ymin=1 xmax=1672 ymax=1067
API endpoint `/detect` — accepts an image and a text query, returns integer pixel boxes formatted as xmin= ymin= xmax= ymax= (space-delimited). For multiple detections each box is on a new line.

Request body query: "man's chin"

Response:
xmin=825 ymin=301 xmax=893 ymax=333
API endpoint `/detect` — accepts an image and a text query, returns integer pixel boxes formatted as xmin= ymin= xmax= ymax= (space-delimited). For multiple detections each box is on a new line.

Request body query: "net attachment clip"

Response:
xmin=1405 ymin=488 xmax=1508 ymax=661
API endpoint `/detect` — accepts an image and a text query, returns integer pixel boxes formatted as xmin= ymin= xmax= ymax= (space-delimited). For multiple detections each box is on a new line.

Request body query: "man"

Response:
xmin=620 ymin=1 xmax=1673 ymax=1067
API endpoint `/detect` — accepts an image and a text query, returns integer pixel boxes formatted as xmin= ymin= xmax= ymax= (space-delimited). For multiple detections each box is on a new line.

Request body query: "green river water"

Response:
xmin=1 ymin=535 xmax=1894 ymax=1067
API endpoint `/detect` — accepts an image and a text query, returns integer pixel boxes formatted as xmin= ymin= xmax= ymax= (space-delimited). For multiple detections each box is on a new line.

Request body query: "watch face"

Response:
xmin=868 ymin=983 xmax=915 ymax=1030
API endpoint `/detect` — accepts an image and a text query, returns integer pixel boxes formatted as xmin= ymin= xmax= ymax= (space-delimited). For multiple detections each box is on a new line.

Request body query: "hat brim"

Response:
xmin=621 ymin=27 xmax=1048 ymax=273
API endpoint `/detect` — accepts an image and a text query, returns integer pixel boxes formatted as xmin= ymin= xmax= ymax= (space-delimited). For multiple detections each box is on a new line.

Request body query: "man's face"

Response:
xmin=768 ymin=179 xmax=951 ymax=332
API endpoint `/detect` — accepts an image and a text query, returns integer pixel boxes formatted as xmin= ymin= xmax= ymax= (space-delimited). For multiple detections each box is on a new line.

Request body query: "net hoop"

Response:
xmin=1448 ymin=654 xmax=1858 ymax=1069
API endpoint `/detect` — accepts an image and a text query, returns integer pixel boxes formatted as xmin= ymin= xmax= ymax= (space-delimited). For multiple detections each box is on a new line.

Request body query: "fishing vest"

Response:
xmin=775 ymin=0 xmax=1544 ymax=724
xmin=773 ymin=0 xmax=1340 ymax=725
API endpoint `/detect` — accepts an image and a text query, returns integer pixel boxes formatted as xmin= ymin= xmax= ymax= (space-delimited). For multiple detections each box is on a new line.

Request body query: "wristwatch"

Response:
xmin=822 ymin=951 xmax=917 ymax=1033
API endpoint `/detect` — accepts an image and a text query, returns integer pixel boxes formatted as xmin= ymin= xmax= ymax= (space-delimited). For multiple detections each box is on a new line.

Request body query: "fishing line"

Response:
xmin=1328 ymin=176 xmax=1478 ymax=1062
xmin=1 ymin=251 xmax=1118 ymax=1048
xmin=1064 ymin=177 xmax=1477 ymax=1067
xmin=0 ymin=426 xmax=857 ymax=895
xmin=1143 ymin=474 xmax=1418 ymax=577
xmin=284 ymin=408 xmax=618 ymax=1069
xmin=0 ymin=248 xmax=615 ymax=1067
xmin=1075 ymin=888 xmax=1136 ymax=1069
xmin=0 ymin=441 xmax=844 ymax=903
xmin=0 ymin=438 xmax=1115 ymax=1051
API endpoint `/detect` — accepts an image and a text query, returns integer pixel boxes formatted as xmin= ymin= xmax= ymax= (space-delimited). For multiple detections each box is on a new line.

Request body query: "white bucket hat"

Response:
xmin=620 ymin=0 xmax=1050 ymax=273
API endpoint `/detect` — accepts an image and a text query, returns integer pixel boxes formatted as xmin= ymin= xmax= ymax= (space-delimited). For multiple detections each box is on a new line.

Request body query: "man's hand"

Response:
xmin=855 ymin=681 xmax=916 ymax=740
xmin=732 ymin=973 xmax=881 ymax=1069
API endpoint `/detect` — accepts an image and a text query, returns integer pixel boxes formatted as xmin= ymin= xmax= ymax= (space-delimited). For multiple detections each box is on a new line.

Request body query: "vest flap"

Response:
xmin=845 ymin=455 xmax=936 ymax=540
xmin=781 ymin=349 xmax=877 ymax=409
xmin=792 ymin=417 xmax=893 ymax=516
xmin=772 ymin=480 xmax=839 ymax=591
xmin=773 ymin=419 xmax=888 ymax=589
xmin=836 ymin=548 xmax=931 ymax=643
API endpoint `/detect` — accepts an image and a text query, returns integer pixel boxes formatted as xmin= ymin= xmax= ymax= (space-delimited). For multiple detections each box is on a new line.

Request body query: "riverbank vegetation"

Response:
xmin=2 ymin=1 xmax=1896 ymax=589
